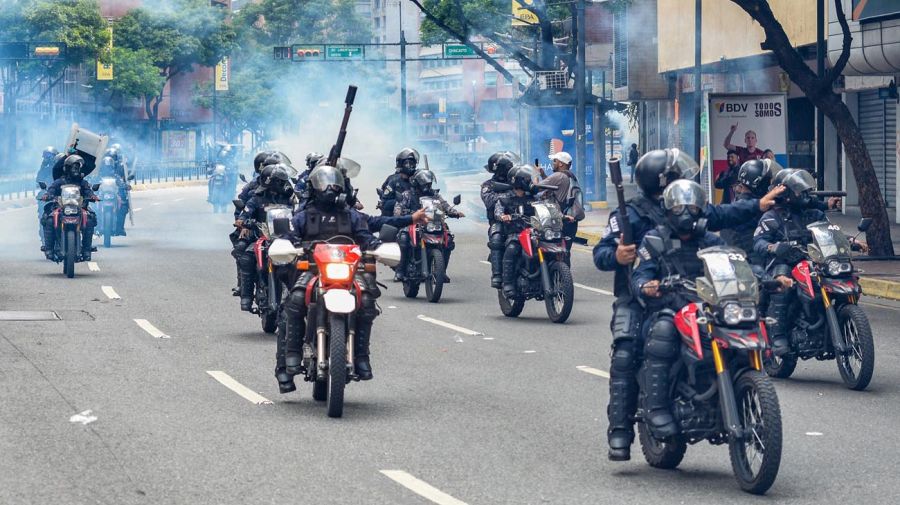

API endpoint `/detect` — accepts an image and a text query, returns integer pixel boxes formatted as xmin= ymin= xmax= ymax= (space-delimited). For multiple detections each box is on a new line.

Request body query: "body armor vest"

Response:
xmin=304 ymin=206 xmax=353 ymax=241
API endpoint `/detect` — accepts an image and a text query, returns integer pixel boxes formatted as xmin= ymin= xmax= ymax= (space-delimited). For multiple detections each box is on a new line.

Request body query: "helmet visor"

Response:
xmin=663 ymin=180 xmax=707 ymax=210
xmin=782 ymin=169 xmax=815 ymax=195
xmin=668 ymin=149 xmax=700 ymax=180
xmin=308 ymin=165 xmax=345 ymax=192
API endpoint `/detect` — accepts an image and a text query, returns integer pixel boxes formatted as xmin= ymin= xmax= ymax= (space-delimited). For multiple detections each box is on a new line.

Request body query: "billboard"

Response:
xmin=707 ymin=93 xmax=787 ymax=203
xmin=215 ymin=57 xmax=229 ymax=91
xmin=852 ymin=0 xmax=900 ymax=23
xmin=161 ymin=130 xmax=197 ymax=161
xmin=523 ymin=106 xmax=597 ymax=201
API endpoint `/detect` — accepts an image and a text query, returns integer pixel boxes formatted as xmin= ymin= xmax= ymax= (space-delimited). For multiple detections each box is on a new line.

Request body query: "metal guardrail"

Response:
xmin=0 ymin=176 xmax=37 ymax=201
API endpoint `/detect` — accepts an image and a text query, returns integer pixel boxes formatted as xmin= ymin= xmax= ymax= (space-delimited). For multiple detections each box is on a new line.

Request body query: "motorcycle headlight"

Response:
xmin=103 ymin=193 xmax=116 ymax=200
xmin=827 ymin=260 xmax=852 ymax=275
xmin=721 ymin=303 xmax=756 ymax=325
xmin=63 ymin=206 xmax=79 ymax=216
xmin=324 ymin=263 xmax=352 ymax=281
xmin=426 ymin=222 xmax=441 ymax=232
xmin=544 ymin=230 xmax=561 ymax=241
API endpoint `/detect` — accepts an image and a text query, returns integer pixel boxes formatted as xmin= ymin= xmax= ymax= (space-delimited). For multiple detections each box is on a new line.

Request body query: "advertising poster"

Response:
xmin=523 ymin=106 xmax=596 ymax=201
xmin=708 ymin=93 xmax=787 ymax=203
xmin=161 ymin=130 xmax=196 ymax=161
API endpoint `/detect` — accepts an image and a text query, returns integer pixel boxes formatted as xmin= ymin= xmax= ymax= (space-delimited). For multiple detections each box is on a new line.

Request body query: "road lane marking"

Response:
xmin=482 ymin=337 xmax=495 ymax=340
xmin=806 ymin=431 xmax=824 ymax=436
xmin=87 ymin=262 xmax=100 ymax=271
xmin=479 ymin=260 xmax=490 ymax=265
xmin=69 ymin=410 xmax=97 ymax=425
xmin=523 ymin=350 xmax=536 ymax=354
xmin=417 ymin=315 xmax=483 ymax=336
xmin=574 ymin=283 xmax=613 ymax=296
xmin=172 ymin=198 xmax=184 ymax=202
xmin=101 ymin=286 xmax=121 ymax=300
xmin=134 ymin=319 xmax=170 ymax=339
xmin=133 ymin=208 xmax=143 ymax=212
xmin=380 ymin=470 xmax=468 ymax=505
xmin=576 ymin=365 xmax=610 ymax=379
xmin=206 ymin=371 xmax=273 ymax=405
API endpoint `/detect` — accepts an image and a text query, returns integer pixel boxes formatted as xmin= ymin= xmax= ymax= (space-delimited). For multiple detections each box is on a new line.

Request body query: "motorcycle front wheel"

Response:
xmin=497 ymin=289 xmax=524 ymax=318
xmin=103 ymin=210 xmax=113 ymax=248
xmin=729 ymin=371 xmax=782 ymax=495
xmin=544 ymin=261 xmax=574 ymax=323
xmin=425 ymin=248 xmax=445 ymax=303
xmin=637 ymin=422 xmax=686 ymax=469
xmin=763 ymin=353 xmax=797 ymax=379
xmin=64 ymin=229 xmax=76 ymax=278
xmin=326 ymin=313 xmax=347 ymax=418
xmin=836 ymin=304 xmax=875 ymax=390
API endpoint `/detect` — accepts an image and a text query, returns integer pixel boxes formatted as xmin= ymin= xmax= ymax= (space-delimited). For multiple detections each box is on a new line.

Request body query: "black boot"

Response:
xmin=767 ymin=293 xmax=792 ymax=357
xmin=81 ymin=230 xmax=94 ymax=261
xmin=489 ymin=249 xmax=503 ymax=289
xmin=607 ymin=375 xmax=638 ymax=461
xmin=239 ymin=270 xmax=255 ymax=311
xmin=354 ymin=324 xmax=374 ymax=381
xmin=501 ymin=248 xmax=518 ymax=298
xmin=641 ymin=361 xmax=678 ymax=439
xmin=284 ymin=309 xmax=306 ymax=376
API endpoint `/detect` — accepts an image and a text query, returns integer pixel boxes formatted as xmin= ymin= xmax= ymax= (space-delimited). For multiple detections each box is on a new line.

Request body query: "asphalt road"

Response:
xmin=2 ymin=185 xmax=900 ymax=505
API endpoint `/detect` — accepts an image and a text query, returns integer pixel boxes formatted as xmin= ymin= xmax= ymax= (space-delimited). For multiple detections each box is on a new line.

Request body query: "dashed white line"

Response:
xmin=523 ymin=350 xmax=537 ymax=354
xmin=134 ymin=319 xmax=170 ymax=339
xmin=133 ymin=208 xmax=143 ymax=212
xmin=172 ymin=198 xmax=184 ymax=202
xmin=417 ymin=315 xmax=483 ymax=336
xmin=805 ymin=431 xmax=824 ymax=436
xmin=151 ymin=202 xmax=162 ymax=206
xmin=101 ymin=286 xmax=121 ymax=300
xmin=479 ymin=260 xmax=490 ymax=265
xmin=576 ymin=365 xmax=611 ymax=379
xmin=574 ymin=283 xmax=613 ymax=296
xmin=207 ymin=371 xmax=273 ymax=405
xmin=380 ymin=470 xmax=468 ymax=505
xmin=87 ymin=262 xmax=100 ymax=271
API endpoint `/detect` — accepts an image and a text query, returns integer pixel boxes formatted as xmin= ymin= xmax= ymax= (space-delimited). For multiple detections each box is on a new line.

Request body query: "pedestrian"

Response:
xmin=714 ymin=149 xmax=740 ymax=204
xmin=627 ymin=143 xmax=639 ymax=183
xmin=543 ymin=152 xmax=585 ymax=253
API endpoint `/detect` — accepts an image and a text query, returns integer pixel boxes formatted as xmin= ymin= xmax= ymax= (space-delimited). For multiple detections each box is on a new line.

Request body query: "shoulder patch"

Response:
xmin=608 ymin=215 xmax=620 ymax=234
xmin=638 ymin=246 xmax=652 ymax=261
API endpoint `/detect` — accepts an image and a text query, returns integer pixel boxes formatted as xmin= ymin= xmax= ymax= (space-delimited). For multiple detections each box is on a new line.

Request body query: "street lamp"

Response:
xmin=471 ymin=80 xmax=477 ymax=144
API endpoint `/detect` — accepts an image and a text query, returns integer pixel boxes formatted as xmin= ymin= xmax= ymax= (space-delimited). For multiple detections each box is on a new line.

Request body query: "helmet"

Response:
xmin=273 ymin=151 xmax=292 ymax=166
xmin=63 ymin=155 xmax=85 ymax=178
xmin=110 ymin=143 xmax=122 ymax=151
xmin=262 ymin=152 xmax=291 ymax=169
xmin=309 ymin=164 xmax=346 ymax=206
xmin=411 ymin=169 xmax=436 ymax=194
xmin=305 ymin=152 xmax=325 ymax=170
xmin=509 ymin=164 xmax=538 ymax=192
xmin=42 ymin=146 xmax=58 ymax=160
xmin=395 ymin=148 xmax=420 ymax=175
xmin=737 ymin=159 xmax=780 ymax=198
xmin=781 ymin=169 xmax=816 ymax=210
xmin=100 ymin=156 xmax=115 ymax=173
xmin=634 ymin=148 xmax=700 ymax=197
xmin=262 ymin=164 xmax=294 ymax=196
xmin=494 ymin=154 xmax=517 ymax=181
xmin=662 ymin=180 xmax=707 ymax=236
xmin=104 ymin=147 xmax=119 ymax=161
xmin=253 ymin=150 xmax=274 ymax=173
xmin=485 ymin=152 xmax=504 ymax=173
xmin=770 ymin=166 xmax=796 ymax=189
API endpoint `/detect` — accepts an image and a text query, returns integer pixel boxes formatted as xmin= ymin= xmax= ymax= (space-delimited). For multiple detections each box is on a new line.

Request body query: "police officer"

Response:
xmin=631 ymin=180 xmax=726 ymax=439
xmin=753 ymin=169 xmax=859 ymax=356
xmin=481 ymin=152 xmax=518 ymax=288
xmin=593 ymin=148 xmax=782 ymax=461
xmin=235 ymin=164 xmax=298 ymax=311
xmin=278 ymin=164 xmax=382 ymax=393
xmin=98 ymin=152 xmax=131 ymax=236
xmin=41 ymin=155 xmax=98 ymax=261
xmin=378 ymin=148 xmax=418 ymax=218
xmin=495 ymin=165 xmax=540 ymax=299
xmin=36 ymin=147 xmax=58 ymax=187
xmin=394 ymin=169 xmax=464 ymax=281
xmin=296 ymin=152 xmax=325 ymax=205
xmin=720 ymin=159 xmax=779 ymax=255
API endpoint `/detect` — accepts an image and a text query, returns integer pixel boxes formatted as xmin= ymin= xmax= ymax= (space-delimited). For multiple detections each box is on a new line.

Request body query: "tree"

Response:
xmin=100 ymin=47 xmax=166 ymax=108
xmin=234 ymin=0 xmax=373 ymax=46
xmin=730 ymin=0 xmax=894 ymax=256
xmin=115 ymin=0 xmax=236 ymax=123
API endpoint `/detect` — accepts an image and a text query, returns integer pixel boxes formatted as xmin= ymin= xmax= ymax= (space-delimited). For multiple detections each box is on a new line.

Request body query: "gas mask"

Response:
xmin=667 ymin=205 xmax=707 ymax=237
xmin=316 ymin=185 xmax=346 ymax=207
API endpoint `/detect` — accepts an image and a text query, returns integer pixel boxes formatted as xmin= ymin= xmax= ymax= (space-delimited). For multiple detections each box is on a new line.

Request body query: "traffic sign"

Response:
xmin=326 ymin=45 xmax=364 ymax=60
xmin=443 ymin=44 xmax=477 ymax=59
xmin=291 ymin=45 xmax=324 ymax=61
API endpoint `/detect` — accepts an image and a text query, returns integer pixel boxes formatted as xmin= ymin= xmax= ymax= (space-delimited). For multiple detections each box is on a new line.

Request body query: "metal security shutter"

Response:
xmin=857 ymin=90 xmax=896 ymax=208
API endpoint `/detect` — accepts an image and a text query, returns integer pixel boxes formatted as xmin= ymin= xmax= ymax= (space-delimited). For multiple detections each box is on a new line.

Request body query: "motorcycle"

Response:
xmin=268 ymin=225 xmax=401 ymax=418
xmin=763 ymin=218 xmax=875 ymax=390
xmin=39 ymin=182 xmax=99 ymax=278
xmin=95 ymin=177 xmax=120 ymax=248
xmin=248 ymin=204 xmax=294 ymax=334
xmin=498 ymin=200 xmax=574 ymax=323
xmin=401 ymin=194 xmax=462 ymax=303
xmin=639 ymin=238 xmax=783 ymax=495
xmin=208 ymin=164 xmax=231 ymax=214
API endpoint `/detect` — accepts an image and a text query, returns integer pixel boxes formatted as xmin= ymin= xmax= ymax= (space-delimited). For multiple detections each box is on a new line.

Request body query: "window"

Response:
xmin=485 ymin=72 xmax=497 ymax=87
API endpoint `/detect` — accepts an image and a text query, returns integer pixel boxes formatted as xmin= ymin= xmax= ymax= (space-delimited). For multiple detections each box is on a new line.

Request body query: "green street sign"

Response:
xmin=443 ymin=44 xmax=477 ymax=58
xmin=327 ymin=46 xmax=364 ymax=60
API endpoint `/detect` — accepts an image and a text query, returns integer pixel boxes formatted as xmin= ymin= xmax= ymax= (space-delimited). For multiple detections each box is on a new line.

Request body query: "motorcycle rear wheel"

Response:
xmin=326 ymin=313 xmax=347 ymax=418
xmin=763 ymin=353 xmax=797 ymax=379
xmin=544 ymin=261 xmax=574 ymax=324
xmin=64 ymin=229 xmax=76 ymax=278
xmin=498 ymin=289 xmax=525 ymax=318
xmin=103 ymin=213 xmax=112 ymax=248
xmin=261 ymin=311 xmax=278 ymax=334
xmin=402 ymin=280 xmax=419 ymax=298
xmin=637 ymin=422 xmax=686 ymax=469
xmin=836 ymin=304 xmax=875 ymax=391
xmin=729 ymin=371 xmax=782 ymax=495
xmin=425 ymin=248 xmax=445 ymax=303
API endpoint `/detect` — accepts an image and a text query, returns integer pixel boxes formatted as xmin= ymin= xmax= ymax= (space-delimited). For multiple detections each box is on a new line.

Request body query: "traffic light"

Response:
xmin=273 ymin=46 xmax=291 ymax=60
xmin=290 ymin=45 xmax=324 ymax=61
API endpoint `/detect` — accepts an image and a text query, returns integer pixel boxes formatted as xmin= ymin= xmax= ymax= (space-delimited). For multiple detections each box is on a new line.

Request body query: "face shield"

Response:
xmin=663 ymin=149 xmax=700 ymax=184
xmin=309 ymin=165 xmax=345 ymax=193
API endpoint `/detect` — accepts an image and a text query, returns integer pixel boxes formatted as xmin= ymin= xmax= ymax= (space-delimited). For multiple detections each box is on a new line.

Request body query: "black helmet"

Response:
xmin=737 ymin=159 xmax=779 ymax=198
xmin=309 ymin=164 xmax=346 ymax=206
xmin=781 ymin=169 xmax=815 ymax=210
xmin=262 ymin=152 xmax=291 ymax=169
xmin=634 ymin=148 xmax=700 ymax=197
xmin=42 ymin=146 xmax=58 ymax=160
xmin=261 ymin=164 xmax=294 ymax=196
xmin=395 ymin=148 xmax=420 ymax=175
xmin=662 ymin=179 xmax=707 ymax=236
xmin=494 ymin=154 xmax=518 ymax=181
xmin=411 ymin=169 xmax=436 ymax=194
xmin=485 ymin=152 xmax=504 ymax=173
xmin=305 ymin=152 xmax=325 ymax=170
xmin=770 ymin=167 xmax=795 ymax=189
xmin=64 ymin=155 xmax=85 ymax=178
xmin=509 ymin=164 xmax=538 ymax=192
xmin=253 ymin=150 xmax=274 ymax=173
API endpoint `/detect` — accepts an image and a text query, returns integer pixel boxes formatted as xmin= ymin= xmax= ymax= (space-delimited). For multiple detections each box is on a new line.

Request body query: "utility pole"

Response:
xmin=400 ymin=29 xmax=407 ymax=141
xmin=815 ymin=0 xmax=825 ymax=190
xmin=693 ymin=0 xmax=702 ymax=164
xmin=574 ymin=0 xmax=587 ymax=185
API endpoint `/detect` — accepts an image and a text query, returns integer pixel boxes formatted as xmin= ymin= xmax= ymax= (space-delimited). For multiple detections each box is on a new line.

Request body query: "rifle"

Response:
xmin=126 ymin=155 xmax=137 ymax=226
xmin=327 ymin=85 xmax=358 ymax=167
xmin=608 ymin=156 xmax=632 ymax=246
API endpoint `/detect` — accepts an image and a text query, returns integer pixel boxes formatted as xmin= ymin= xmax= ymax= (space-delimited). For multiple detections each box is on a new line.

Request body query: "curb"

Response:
xmin=860 ymin=277 xmax=900 ymax=301
xmin=576 ymin=230 xmax=603 ymax=246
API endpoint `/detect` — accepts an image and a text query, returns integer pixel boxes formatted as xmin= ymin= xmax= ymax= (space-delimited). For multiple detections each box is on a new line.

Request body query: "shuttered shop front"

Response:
xmin=857 ymin=90 xmax=897 ymax=208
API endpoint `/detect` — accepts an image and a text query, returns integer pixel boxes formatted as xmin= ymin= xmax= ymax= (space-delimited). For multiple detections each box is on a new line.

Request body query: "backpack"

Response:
xmin=562 ymin=171 xmax=585 ymax=222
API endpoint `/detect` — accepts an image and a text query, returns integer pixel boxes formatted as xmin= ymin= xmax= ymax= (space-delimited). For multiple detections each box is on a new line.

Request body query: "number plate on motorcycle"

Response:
xmin=322 ymin=289 xmax=356 ymax=314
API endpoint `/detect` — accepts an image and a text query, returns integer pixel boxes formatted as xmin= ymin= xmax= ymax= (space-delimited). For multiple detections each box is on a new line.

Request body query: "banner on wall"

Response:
xmin=707 ymin=93 xmax=787 ymax=203
xmin=215 ymin=57 xmax=229 ymax=91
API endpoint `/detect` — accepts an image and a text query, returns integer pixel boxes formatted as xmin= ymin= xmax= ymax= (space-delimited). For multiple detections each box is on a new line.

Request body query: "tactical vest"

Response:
xmin=304 ymin=206 xmax=353 ymax=241
xmin=647 ymin=225 xmax=706 ymax=311
xmin=612 ymin=195 xmax=667 ymax=299
xmin=252 ymin=193 xmax=293 ymax=222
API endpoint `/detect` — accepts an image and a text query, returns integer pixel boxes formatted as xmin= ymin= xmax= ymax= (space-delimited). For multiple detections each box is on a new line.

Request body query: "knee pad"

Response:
xmin=645 ymin=318 xmax=679 ymax=360
xmin=611 ymin=340 xmax=637 ymax=373
xmin=612 ymin=306 xmax=643 ymax=343
xmin=284 ymin=290 xmax=307 ymax=314
xmin=358 ymin=293 xmax=380 ymax=320
xmin=238 ymin=251 xmax=256 ymax=270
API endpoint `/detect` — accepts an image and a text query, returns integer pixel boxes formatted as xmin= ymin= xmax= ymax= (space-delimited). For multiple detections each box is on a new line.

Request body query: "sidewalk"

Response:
xmin=576 ymin=183 xmax=900 ymax=301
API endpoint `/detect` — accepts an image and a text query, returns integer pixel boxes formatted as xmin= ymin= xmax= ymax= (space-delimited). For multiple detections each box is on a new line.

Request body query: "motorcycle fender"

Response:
xmin=518 ymin=229 xmax=533 ymax=258
xmin=792 ymin=260 xmax=815 ymax=297
xmin=254 ymin=237 xmax=267 ymax=270
xmin=323 ymin=289 xmax=356 ymax=314
xmin=538 ymin=242 xmax=566 ymax=254
xmin=675 ymin=303 xmax=703 ymax=359
xmin=822 ymin=277 xmax=860 ymax=296
xmin=408 ymin=223 xmax=418 ymax=245
xmin=710 ymin=326 xmax=764 ymax=351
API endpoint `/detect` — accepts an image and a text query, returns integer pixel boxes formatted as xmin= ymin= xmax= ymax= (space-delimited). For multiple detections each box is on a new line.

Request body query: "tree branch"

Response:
xmin=824 ymin=0 xmax=852 ymax=83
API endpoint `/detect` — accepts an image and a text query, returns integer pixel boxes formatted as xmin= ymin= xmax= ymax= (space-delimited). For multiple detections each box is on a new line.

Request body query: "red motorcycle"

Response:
xmin=401 ymin=195 xmax=461 ymax=303
xmin=639 ymin=238 xmax=783 ymax=495
xmin=39 ymin=182 xmax=99 ymax=278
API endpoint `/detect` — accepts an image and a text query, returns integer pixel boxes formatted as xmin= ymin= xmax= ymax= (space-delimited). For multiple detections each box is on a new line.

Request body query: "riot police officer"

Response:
xmin=481 ymin=152 xmax=518 ymax=288
xmin=41 ymin=155 xmax=98 ymax=261
xmin=378 ymin=148 xmax=418 ymax=218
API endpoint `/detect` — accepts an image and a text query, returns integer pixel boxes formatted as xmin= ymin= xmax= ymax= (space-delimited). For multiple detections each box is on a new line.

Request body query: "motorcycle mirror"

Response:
xmin=127 ymin=173 xmax=135 ymax=181
xmin=774 ymin=241 xmax=793 ymax=258
xmin=371 ymin=242 xmax=401 ymax=267
xmin=858 ymin=217 xmax=873 ymax=232
xmin=232 ymin=199 xmax=245 ymax=210
xmin=337 ymin=158 xmax=361 ymax=179
xmin=453 ymin=194 xmax=462 ymax=206
xmin=379 ymin=224 xmax=399 ymax=242
xmin=38 ymin=182 xmax=47 ymax=190
xmin=272 ymin=216 xmax=292 ymax=236
xmin=91 ymin=183 xmax=101 ymax=192
xmin=643 ymin=235 xmax=666 ymax=259
xmin=239 ymin=174 xmax=247 ymax=183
